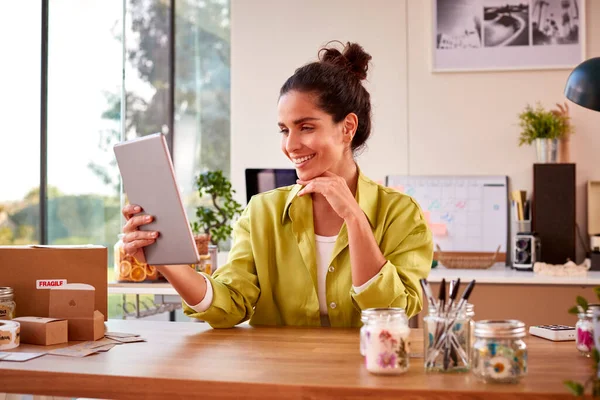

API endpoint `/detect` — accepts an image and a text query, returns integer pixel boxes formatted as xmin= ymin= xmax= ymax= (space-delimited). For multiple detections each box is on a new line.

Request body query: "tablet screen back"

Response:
xmin=113 ymin=133 xmax=199 ymax=265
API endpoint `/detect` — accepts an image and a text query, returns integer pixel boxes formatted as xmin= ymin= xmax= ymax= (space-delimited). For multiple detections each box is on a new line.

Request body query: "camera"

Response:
xmin=513 ymin=233 xmax=541 ymax=271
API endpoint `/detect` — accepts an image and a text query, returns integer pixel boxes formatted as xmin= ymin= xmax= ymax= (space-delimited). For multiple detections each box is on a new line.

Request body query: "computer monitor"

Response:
xmin=245 ymin=168 xmax=298 ymax=203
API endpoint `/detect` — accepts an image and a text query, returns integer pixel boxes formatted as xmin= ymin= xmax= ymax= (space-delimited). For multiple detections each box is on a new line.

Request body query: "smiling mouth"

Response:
xmin=292 ymin=153 xmax=315 ymax=165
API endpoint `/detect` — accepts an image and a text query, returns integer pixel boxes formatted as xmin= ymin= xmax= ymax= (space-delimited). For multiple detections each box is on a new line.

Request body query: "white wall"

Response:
xmin=230 ymin=0 xmax=409 ymax=196
xmin=231 ymin=0 xmax=600 ymax=262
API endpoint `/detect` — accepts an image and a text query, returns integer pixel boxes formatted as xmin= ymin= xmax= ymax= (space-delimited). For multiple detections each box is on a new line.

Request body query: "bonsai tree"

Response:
xmin=191 ymin=170 xmax=243 ymax=248
xmin=517 ymin=103 xmax=571 ymax=146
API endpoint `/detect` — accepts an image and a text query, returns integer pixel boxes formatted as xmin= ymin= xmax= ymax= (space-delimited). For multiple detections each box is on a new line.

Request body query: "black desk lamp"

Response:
xmin=564 ymin=57 xmax=600 ymax=269
xmin=564 ymin=57 xmax=600 ymax=112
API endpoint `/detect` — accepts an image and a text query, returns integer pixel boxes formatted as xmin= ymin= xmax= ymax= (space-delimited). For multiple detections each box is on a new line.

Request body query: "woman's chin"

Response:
xmin=296 ymin=168 xmax=320 ymax=182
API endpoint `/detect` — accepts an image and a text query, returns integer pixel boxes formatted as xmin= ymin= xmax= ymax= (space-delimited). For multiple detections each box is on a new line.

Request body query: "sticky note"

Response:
xmin=430 ymin=223 xmax=448 ymax=236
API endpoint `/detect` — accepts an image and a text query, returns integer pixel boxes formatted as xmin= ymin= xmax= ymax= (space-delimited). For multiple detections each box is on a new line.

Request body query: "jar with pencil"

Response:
xmin=420 ymin=278 xmax=476 ymax=373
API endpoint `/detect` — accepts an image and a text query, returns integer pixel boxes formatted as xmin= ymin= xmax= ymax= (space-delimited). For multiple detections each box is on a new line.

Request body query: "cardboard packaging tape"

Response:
xmin=0 ymin=320 xmax=20 ymax=350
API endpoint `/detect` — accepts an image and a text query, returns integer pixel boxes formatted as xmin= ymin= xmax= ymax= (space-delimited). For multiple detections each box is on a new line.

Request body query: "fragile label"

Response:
xmin=36 ymin=279 xmax=67 ymax=289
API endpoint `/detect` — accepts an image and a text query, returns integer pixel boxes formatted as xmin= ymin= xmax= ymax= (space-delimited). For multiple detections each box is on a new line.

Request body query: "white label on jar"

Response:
xmin=364 ymin=326 xmax=411 ymax=374
xmin=36 ymin=279 xmax=67 ymax=289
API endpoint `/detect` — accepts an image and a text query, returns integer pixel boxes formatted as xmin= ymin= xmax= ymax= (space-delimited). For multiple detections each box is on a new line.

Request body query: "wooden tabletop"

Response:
xmin=0 ymin=320 xmax=592 ymax=399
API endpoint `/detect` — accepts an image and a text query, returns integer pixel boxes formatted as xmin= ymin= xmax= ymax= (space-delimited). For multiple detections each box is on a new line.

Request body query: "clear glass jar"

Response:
xmin=424 ymin=303 xmax=472 ymax=373
xmin=360 ymin=308 xmax=378 ymax=356
xmin=113 ymin=233 xmax=165 ymax=282
xmin=466 ymin=304 xmax=475 ymax=362
xmin=208 ymin=244 xmax=218 ymax=273
xmin=361 ymin=308 xmax=410 ymax=375
xmin=197 ymin=254 xmax=212 ymax=275
xmin=471 ymin=320 xmax=527 ymax=383
xmin=575 ymin=304 xmax=600 ymax=356
xmin=0 ymin=287 xmax=16 ymax=320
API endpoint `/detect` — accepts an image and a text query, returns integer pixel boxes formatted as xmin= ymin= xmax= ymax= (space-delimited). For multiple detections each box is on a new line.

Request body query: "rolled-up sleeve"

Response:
xmin=183 ymin=202 xmax=260 ymax=328
xmin=350 ymin=200 xmax=433 ymax=318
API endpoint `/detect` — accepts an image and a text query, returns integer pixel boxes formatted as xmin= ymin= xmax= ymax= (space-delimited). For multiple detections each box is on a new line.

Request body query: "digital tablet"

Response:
xmin=113 ymin=133 xmax=199 ymax=265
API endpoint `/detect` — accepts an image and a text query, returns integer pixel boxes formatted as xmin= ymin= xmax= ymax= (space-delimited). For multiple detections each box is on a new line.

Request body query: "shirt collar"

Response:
xmin=281 ymin=166 xmax=378 ymax=228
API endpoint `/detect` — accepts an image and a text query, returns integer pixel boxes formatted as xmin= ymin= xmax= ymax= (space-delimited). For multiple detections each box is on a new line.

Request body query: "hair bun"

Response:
xmin=319 ymin=41 xmax=371 ymax=81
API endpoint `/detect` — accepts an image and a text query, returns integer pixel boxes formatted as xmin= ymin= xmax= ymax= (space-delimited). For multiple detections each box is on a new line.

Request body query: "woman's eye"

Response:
xmin=279 ymin=129 xmax=289 ymax=135
xmin=301 ymin=126 xmax=314 ymax=131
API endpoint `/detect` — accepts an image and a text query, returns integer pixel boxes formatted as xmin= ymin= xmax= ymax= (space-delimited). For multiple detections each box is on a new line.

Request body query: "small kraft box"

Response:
xmin=13 ymin=317 xmax=68 ymax=346
xmin=49 ymin=284 xmax=105 ymax=341
xmin=0 ymin=245 xmax=108 ymax=320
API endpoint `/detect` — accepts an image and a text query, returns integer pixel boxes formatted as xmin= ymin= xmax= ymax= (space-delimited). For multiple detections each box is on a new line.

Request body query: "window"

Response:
xmin=174 ymin=0 xmax=231 ymax=242
xmin=0 ymin=3 xmax=41 ymax=246
xmin=0 ymin=0 xmax=230 ymax=319
xmin=47 ymin=0 xmax=123 ymax=250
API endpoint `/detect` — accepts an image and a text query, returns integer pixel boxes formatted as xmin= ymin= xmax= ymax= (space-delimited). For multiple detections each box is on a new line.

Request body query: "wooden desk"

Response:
xmin=0 ymin=320 xmax=592 ymax=399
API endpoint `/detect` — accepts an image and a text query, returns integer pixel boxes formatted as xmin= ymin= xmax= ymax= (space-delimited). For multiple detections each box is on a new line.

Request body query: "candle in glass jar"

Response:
xmin=361 ymin=308 xmax=410 ymax=375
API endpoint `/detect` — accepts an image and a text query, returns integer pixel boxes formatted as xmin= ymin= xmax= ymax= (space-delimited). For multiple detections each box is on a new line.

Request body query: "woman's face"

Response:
xmin=278 ymin=90 xmax=353 ymax=181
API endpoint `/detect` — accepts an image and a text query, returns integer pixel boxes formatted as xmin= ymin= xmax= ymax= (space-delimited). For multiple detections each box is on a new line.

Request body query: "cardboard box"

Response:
xmin=13 ymin=317 xmax=68 ymax=346
xmin=0 ymin=245 xmax=107 ymax=320
xmin=49 ymin=283 xmax=105 ymax=341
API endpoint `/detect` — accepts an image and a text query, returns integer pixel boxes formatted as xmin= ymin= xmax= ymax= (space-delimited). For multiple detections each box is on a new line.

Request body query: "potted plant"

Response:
xmin=517 ymin=103 xmax=571 ymax=163
xmin=191 ymin=170 xmax=243 ymax=255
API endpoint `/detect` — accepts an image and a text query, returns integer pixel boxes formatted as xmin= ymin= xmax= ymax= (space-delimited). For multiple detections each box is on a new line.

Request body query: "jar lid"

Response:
xmin=0 ymin=287 xmax=14 ymax=300
xmin=474 ymin=320 xmax=526 ymax=339
xmin=361 ymin=307 xmax=407 ymax=323
xmin=427 ymin=303 xmax=474 ymax=315
xmin=581 ymin=304 xmax=600 ymax=317
xmin=577 ymin=304 xmax=600 ymax=318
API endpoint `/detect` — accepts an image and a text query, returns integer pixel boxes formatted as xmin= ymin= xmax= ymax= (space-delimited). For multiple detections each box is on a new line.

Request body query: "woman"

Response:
xmin=122 ymin=41 xmax=433 ymax=328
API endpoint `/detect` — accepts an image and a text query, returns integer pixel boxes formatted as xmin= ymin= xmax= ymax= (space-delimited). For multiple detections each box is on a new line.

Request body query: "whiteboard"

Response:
xmin=385 ymin=175 xmax=509 ymax=254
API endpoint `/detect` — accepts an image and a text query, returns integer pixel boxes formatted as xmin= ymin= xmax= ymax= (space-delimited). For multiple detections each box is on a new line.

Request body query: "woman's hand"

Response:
xmin=121 ymin=204 xmax=159 ymax=264
xmin=297 ymin=171 xmax=362 ymax=220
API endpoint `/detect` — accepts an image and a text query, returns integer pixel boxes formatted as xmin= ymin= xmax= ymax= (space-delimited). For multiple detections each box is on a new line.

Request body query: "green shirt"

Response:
xmin=184 ymin=169 xmax=433 ymax=328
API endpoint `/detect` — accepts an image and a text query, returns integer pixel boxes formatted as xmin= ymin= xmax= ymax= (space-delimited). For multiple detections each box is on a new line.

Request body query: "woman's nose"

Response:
xmin=285 ymin=130 xmax=302 ymax=153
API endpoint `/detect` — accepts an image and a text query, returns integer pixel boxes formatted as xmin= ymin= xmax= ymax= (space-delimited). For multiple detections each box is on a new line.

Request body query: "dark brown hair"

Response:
xmin=279 ymin=41 xmax=373 ymax=154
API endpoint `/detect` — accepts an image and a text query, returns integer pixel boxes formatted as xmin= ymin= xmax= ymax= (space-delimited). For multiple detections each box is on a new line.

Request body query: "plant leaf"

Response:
xmin=577 ymin=296 xmax=589 ymax=312
xmin=594 ymin=287 xmax=600 ymax=302
xmin=569 ymin=306 xmax=580 ymax=315
xmin=593 ymin=348 xmax=600 ymax=364
xmin=593 ymin=380 xmax=600 ymax=397
xmin=564 ymin=380 xmax=585 ymax=396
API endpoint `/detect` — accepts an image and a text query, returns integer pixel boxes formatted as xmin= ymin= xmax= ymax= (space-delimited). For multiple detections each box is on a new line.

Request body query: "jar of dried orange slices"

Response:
xmin=114 ymin=233 xmax=166 ymax=283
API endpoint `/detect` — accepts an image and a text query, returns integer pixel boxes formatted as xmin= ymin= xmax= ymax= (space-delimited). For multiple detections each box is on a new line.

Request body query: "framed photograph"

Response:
xmin=432 ymin=0 xmax=585 ymax=72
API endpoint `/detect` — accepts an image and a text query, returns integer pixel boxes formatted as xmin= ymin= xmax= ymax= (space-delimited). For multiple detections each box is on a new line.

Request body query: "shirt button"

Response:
xmin=328 ymin=265 xmax=335 ymax=273
xmin=329 ymin=302 xmax=337 ymax=309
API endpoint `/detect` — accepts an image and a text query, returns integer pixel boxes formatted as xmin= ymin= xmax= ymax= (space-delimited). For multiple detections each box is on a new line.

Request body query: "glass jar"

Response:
xmin=361 ymin=308 xmax=410 ymax=375
xmin=424 ymin=304 xmax=472 ymax=373
xmin=208 ymin=244 xmax=218 ymax=273
xmin=575 ymin=304 xmax=600 ymax=356
xmin=360 ymin=308 xmax=379 ymax=356
xmin=197 ymin=254 xmax=213 ymax=275
xmin=471 ymin=320 xmax=527 ymax=383
xmin=113 ymin=233 xmax=165 ymax=282
xmin=466 ymin=303 xmax=475 ymax=362
xmin=0 ymin=287 xmax=16 ymax=320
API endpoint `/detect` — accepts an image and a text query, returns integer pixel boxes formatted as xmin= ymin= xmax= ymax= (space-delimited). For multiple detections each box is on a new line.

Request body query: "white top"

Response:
xmin=315 ymin=234 xmax=338 ymax=315
xmin=427 ymin=262 xmax=600 ymax=285
xmin=187 ymin=236 xmax=378 ymax=314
